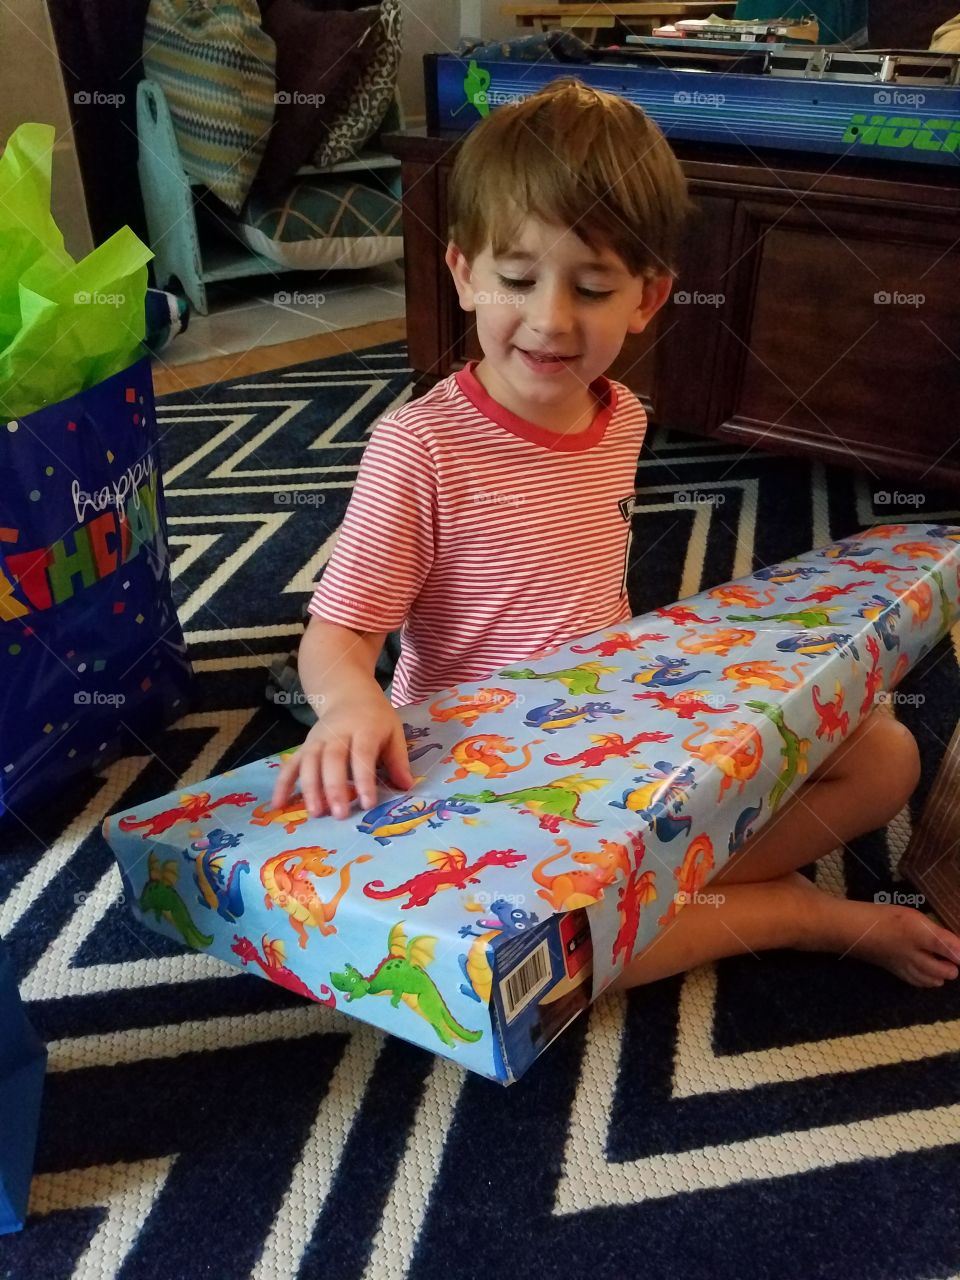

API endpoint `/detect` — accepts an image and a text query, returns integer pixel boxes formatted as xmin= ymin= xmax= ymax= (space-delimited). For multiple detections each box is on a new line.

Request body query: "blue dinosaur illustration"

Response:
xmin=753 ymin=564 xmax=826 ymax=583
xmin=523 ymin=698 xmax=625 ymax=734
xmin=183 ymin=828 xmax=249 ymax=922
xmin=357 ymin=795 xmax=480 ymax=846
xmin=728 ymin=801 xmax=764 ymax=855
xmin=776 ymin=630 xmax=860 ymax=660
xmin=402 ymin=723 xmax=445 ymax=763
xmin=856 ymin=595 xmax=902 ymax=651
xmin=610 ymin=760 xmax=698 ymax=841
xmin=457 ymin=898 xmax=540 ymax=1003
xmin=625 ymin=655 xmax=711 ymax=688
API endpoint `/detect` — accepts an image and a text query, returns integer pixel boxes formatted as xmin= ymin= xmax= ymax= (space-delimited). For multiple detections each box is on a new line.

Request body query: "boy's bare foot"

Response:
xmin=788 ymin=871 xmax=960 ymax=987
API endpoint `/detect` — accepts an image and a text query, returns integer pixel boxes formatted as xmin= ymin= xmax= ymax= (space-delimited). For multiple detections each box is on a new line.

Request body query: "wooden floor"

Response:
xmin=152 ymin=317 xmax=406 ymax=396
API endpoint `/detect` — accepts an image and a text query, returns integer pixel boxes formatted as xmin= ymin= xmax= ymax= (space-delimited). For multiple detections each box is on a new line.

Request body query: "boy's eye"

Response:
xmin=495 ymin=274 xmax=612 ymax=301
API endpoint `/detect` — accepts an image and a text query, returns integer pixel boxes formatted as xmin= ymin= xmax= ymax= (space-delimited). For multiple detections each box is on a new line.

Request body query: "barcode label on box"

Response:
xmin=500 ymin=939 xmax=552 ymax=1023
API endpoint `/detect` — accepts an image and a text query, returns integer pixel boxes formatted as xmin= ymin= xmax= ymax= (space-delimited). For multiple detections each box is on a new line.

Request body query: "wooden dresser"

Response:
xmin=383 ymin=127 xmax=960 ymax=489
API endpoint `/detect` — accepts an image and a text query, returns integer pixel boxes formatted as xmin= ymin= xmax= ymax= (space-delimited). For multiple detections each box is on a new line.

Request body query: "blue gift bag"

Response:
xmin=0 ymin=939 xmax=46 ymax=1234
xmin=0 ymin=356 xmax=193 ymax=820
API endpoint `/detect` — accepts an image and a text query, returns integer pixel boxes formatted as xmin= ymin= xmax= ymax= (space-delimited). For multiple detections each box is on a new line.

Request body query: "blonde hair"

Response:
xmin=447 ymin=77 xmax=695 ymax=278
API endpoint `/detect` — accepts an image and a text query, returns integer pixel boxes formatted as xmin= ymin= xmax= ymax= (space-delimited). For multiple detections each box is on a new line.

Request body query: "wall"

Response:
xmin=0 ymin=0 xmax=93 ymax=257
xmin=398 ymin=0 xmax=462 ymax=124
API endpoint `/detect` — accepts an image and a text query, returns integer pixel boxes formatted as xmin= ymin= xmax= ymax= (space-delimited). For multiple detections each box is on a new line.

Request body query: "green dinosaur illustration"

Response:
xmin=139 ymin=851 xmax=214 ymax=950
xmin=463 ymin=60 xmax=491 ymax=117
xmin=449 ymin=773 xmax=606 ymax=833
xmin=501 ymin=660 xmax=619 ymax=696
xmin=745 ymin=699 xmax=812 ymax=811
xmin=330 ymin=923 xmax=482 ymax=1048
xmin=728 ymin=608 xmax=839 ymax=628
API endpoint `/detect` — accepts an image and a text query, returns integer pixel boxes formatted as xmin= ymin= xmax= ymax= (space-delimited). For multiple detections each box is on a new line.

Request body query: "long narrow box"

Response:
xmin=103 ymin=524 xmax=960 ymax=1082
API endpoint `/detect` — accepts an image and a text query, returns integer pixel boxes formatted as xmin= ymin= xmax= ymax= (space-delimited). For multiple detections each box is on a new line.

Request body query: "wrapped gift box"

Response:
xmin=102 ymin=523 xmax=960 ymax=1083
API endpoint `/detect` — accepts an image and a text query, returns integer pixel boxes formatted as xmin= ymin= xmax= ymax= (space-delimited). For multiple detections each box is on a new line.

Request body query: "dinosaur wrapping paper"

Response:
xmin=102 ymin=523 xmax=960 ymax=1083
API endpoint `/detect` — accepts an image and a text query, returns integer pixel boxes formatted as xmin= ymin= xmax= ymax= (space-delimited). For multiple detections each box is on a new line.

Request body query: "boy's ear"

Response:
xmin=445 ymin=241 xmax=477 ymax=312
xmin=627 ymin=272 xmax=675 ymax=334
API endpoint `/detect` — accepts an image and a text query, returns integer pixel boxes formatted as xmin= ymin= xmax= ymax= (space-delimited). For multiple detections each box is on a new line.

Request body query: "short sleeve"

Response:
xmin=308 ymin=417 xmax=436 ymax=631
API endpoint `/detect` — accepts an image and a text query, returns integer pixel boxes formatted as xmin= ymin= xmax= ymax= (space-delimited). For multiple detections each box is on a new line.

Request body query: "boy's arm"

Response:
xmin=297 ymin=616 xmax=390 ymax=712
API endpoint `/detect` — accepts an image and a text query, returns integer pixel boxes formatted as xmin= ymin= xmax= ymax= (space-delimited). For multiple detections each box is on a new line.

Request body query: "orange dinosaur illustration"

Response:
xmin=658 ymin=834 xmax=716 ymax=926
xmin=429 ymin=688 xmax=516 ymax=726
xmin=633 ymin=689 xmax=738 ymax=720
xmin=677 ymin=626 xmax=755 ymax=656
xmin=532 ymin=836 xmax=634 ymax=911
xmin=888 ymin=652 xmax=911 ymax=690
xmin=811 ymin=681 xmax=849 ymax=741
xmin=682 ymin=721 xmax=763 ymax=801
xmin=118 ymin=791 xmax=257 ymax=837
xmin=707 ymin=584 xmax=778 ymax=609
xmin=442 ymin=734 xmax=542 ymax=782
xmin=892 ymin=540 xmax=943 ymax=560
xmin=543 ymin=730 xmax=671 ymax=767
xmin=885 ymin=575 xmax=933 ymax=626
xmin=721 ymin=660 xmax=808 ymax=692
xmin=869 ymin=525 xmax=909 ymax=538
xmin=363 ymin=845 xmax=524 ymax=909
xmin=248 ymin=797 xmax=331 ymax=835
xmin=570 ymin=630 xmax=668 ymax=656
xmin=261 ymin=846 xmax=372 ymax=947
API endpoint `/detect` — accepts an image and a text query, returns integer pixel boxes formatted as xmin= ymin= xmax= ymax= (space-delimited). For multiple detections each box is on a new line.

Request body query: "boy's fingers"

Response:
xmin=271 ymin=751 xmax=302 ymax=809
xmin=384 ymin=730 xmax=414 ymax=791
xmin=321 ymin=742 xmax=352 ymax=819
xmin=299 ymin=744 xmax=326 ymax=818
xmin=350 ymin=738 xmax=379 ymax=812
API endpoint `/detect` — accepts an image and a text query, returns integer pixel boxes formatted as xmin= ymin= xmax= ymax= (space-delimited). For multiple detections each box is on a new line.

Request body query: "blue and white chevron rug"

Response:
xmin=3 ymin=340 xmax=960 ymax=1280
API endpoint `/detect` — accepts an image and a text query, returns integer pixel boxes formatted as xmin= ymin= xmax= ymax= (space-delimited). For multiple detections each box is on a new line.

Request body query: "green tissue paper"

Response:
xmin=0 ymin=122 xmax=153 ymax=418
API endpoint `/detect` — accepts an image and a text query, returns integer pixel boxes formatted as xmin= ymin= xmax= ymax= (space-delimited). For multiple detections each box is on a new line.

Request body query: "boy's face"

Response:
xmin=445 ymin=214 xmax=673 ymax=427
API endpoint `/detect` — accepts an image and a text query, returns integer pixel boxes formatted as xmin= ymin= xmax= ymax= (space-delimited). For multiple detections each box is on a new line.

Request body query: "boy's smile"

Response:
xmin=446 ymin=215 xmax=672 ymax=432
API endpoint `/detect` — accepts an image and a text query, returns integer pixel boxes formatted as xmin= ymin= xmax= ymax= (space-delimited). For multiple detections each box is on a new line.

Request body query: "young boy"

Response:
xmin=272 ymin=78 xmax=960 ymax=991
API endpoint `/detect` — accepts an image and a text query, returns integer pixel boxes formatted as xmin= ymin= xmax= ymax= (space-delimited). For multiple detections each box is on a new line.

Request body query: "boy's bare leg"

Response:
xmin=611 ymin=709 xmax=960 ymax=990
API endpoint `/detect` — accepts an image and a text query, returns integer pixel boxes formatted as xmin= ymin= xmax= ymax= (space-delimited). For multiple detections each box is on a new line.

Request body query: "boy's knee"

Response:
xmin=850 ymin=712 xmax=921 ymax=812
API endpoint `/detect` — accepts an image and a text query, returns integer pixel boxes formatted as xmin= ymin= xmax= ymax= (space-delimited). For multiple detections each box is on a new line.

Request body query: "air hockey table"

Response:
xmin=381 ymin=45 xmax=960 ymax=489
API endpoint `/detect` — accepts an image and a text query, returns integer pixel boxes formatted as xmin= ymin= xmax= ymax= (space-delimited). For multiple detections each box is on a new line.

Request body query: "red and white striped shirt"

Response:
xmin=309 ymin=360 xmax=646 ymax=706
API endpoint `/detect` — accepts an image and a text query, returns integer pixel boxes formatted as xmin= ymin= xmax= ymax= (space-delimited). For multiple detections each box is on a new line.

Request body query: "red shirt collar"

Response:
xmin=454 ymin=360 xmax=617 ymax=453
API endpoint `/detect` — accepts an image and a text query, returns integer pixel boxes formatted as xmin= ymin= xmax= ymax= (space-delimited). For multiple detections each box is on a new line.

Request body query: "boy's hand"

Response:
xmin=270 ymin=685 xmax=414 ymax=820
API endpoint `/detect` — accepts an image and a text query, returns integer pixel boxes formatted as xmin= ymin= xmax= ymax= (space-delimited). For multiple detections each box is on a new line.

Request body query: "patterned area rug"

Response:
xmin=3 ymin=340 xmax=960 ymax=1280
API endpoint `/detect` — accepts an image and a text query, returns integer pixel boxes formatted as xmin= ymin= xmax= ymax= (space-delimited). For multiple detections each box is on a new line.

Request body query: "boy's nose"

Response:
xmin=526 ymin=283 xmax=574 ymax=337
